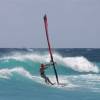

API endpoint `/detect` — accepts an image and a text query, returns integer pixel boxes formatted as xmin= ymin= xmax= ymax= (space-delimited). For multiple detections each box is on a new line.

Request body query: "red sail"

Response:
xmin=44 ymin=15 xmax=53 ymax=62
xmin=43 ymin=14 xmax=59 ymax=84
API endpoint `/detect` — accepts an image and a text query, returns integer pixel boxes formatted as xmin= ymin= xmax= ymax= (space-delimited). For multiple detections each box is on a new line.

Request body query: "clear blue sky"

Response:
xmin=0 ymin=0 xmax=100 ymax=48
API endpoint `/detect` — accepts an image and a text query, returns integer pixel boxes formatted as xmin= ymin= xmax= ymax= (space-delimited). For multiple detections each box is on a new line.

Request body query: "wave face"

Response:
xmin=0 ymin=48 xmax=100 ymax=100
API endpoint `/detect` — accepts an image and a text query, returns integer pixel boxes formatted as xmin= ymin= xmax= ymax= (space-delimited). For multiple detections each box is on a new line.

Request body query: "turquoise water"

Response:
xmin=0 ymin=48 xmax=100 ymax=100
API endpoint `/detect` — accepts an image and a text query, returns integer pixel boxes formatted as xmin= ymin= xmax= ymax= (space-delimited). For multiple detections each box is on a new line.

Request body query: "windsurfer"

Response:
xmin=40 ymin=63 xmax=54 ymax=85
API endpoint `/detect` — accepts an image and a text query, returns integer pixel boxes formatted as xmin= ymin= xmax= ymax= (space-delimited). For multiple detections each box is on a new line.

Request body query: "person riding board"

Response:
xmin=40 ymin=63 xmax=54 ymax=85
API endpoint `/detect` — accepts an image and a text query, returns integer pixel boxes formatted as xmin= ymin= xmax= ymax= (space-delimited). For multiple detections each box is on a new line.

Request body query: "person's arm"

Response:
xmin=44 ymin=62 xmax=56 ymax=68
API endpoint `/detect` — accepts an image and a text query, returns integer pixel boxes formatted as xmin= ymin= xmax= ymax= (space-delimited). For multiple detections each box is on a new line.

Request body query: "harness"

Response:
xmin=40 ymin=67 xmax=46 ymax=78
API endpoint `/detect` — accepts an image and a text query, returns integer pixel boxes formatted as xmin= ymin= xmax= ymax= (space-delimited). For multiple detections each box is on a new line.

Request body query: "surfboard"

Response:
xmin=32 ymin=75 xmax=68 ymax=88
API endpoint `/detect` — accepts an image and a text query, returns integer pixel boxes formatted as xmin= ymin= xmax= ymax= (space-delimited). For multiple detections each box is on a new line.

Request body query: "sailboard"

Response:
xmin=43 ymin=14 xmax=59 ymax=85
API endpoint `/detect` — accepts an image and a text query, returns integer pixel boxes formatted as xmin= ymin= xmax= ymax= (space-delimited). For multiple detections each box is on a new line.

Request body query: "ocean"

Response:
xmin=0 ymin=48 xmax=100 ymax=100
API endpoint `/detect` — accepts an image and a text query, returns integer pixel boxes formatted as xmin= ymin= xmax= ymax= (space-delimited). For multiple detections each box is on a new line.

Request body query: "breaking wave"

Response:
xmin=0 ymin=67 xmax=33 ymax=79
xmin=0 ymin=53 xmax=99 ymax=73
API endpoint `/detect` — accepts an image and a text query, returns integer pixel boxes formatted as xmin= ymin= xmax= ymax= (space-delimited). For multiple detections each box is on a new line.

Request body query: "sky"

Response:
xmin=0 ymin=0 xmax=100 ymax=48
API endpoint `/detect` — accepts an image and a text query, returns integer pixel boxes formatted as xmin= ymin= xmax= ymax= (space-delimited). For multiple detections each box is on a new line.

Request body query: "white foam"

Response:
xmin=0 ymin=53 xmax=99 ymax=73
xmin=0 ymin=53 xmax=49 ymax=63
xmin=53 ymin=54 xmax=99 ymax=73
xmin=0 ymin=67 xmax=75 ymax=89
xmin=63 ymin=56 xmax=99 ymax=73
xmin=77 ymin=74 xmax=100 ymax=81
xmin=0 ymin=67 xmax=33 ymax=79
xmin=32 ymin=75 xmax=76 ymax=89
xmin=49 ymin=75 xmax=76 ymax=88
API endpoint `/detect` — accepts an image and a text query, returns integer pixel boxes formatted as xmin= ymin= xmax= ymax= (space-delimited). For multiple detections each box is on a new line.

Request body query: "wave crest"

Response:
xmin=63 ymin=56 xmax=99 ymax=73
xmin=1 ymin=53 xmax=99 ymax=73
xmin=0 ymin=67 xmax=32 ymax=79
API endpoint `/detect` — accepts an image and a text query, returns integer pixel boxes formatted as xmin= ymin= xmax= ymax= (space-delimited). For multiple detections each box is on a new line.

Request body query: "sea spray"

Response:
xmin=0 ymin=67 xmax=33 ymax=79
xmin=0 ymin=53 xmax=99 ymax=73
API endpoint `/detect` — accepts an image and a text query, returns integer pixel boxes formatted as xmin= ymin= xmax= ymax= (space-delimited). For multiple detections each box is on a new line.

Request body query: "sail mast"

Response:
xmin=43 ymin=14 xmax=59 ymax=84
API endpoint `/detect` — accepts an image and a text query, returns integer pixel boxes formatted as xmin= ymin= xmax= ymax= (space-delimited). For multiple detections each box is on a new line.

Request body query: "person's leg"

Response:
xmin=42 ymin=75 xmax=49 ymax=84
xmin=46 ymin=77 xmax=54 ymax=85
xmin=42 ymin=74 xmax=54 ymax=85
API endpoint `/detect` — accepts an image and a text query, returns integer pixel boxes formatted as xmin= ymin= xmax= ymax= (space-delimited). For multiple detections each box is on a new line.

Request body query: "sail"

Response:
xmin=43 ymin=14 xmax=59 ymax=84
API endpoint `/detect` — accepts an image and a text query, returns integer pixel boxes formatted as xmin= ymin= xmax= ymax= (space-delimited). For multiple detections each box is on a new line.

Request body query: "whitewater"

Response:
xmin=0 ymin=48 xmax=100 ymax=100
